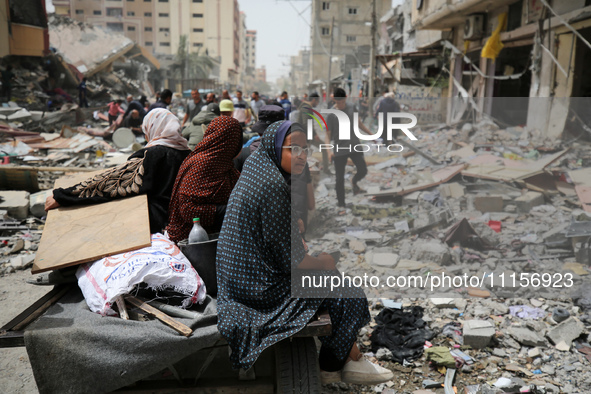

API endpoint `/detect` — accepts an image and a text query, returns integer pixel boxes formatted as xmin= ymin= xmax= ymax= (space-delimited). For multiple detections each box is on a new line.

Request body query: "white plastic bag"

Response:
xmin=76 ymin=233 xmax=206 ymax=316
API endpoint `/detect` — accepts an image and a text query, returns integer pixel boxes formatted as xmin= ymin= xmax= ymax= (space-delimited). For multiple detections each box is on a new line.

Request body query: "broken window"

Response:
xmin=106 ymin=23 xmax=124 ymax=32
xmin=8 ymin=0 xmax=48 ymax=27
xmin=106 ymin=8 xmax=123 ymax=17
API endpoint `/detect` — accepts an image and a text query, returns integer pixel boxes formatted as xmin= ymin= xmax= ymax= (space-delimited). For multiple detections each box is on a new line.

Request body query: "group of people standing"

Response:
xmin=44 ymin=85 xmax=396 ymax=387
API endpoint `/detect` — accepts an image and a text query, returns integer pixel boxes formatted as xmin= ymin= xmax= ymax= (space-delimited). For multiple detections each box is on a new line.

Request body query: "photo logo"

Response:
xmin=303 ymin=109 xmax=419 ymax=154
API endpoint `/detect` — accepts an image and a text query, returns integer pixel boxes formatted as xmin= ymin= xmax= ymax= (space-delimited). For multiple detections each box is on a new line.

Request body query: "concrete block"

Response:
xmin=7 ymin=108 xmax=32 ymax=122
xmin=546 ymin=317 xmax=585 ymax=347
xmin=514 ymin=191 xmax=544 ymax=213
xmin=0 ymin=191 xmax=30 ymax=219
xmin=412 ymin=239 xmax=451 ymax=265
xmin=29 ymin=190 xmax=53 ymax=218
xmin=474 ymin=195 xmax=504 ymax=212
xmin=507 ymin=326 xmax=546 ymax=347
xmin=463 ymin=320 xmax=495 ymax=349
xmin=439 ymin=182 xmax=465 ymax=198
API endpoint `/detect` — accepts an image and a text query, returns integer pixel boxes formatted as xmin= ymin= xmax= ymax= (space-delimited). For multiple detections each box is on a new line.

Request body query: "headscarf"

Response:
xmin=216 ymin=120 xmax=321 ymax=370
xmin=166 ymin=116 xmax=243 ymax=242
xmin=143 ymin=108 xmax=190 ymax=151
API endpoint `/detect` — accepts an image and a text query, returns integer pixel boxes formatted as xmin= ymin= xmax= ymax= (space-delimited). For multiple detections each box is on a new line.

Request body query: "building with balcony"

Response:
xmin=412 ymin=0 xmax=591 ymax=138
xmin=0 ymin=0 xmax=49 ymax=58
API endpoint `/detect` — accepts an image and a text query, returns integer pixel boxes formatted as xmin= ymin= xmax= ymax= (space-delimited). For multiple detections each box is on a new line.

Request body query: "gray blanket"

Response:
xmin=25 ymin=287 xmax=221 ymax=394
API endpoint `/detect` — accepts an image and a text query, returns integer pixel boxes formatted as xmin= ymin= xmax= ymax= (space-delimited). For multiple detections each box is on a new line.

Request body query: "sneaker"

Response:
xmin=341 ymin=357 xmax=394 ymax=385
xmin=320 ymin=370 xmax=341 ymax=385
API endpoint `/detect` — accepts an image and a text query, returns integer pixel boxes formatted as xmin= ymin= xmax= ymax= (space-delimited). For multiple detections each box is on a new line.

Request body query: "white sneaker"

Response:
xmin=341 ymin=357 xmax=394 ymax=385
xmin=320 ymin=370 xmax=341 ymax=384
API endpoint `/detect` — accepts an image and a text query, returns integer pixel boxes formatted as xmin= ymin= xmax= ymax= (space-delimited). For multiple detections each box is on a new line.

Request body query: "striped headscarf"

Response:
xmin=143 ymin=108 xmax=190 ymax=151
xmin=166 ymin=116 xmax=243 ymax=242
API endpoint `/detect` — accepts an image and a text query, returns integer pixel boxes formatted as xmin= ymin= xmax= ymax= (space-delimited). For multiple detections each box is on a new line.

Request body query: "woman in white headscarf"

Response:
xmin=46 ymin=108 xmax=191 ymax=234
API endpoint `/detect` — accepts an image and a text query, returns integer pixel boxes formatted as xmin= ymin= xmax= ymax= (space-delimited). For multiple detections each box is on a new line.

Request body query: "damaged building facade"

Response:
xmin=411 ymin=0 xmax=591 ymax=138
xmin=0 ymin=0 xmax=50 ymax=58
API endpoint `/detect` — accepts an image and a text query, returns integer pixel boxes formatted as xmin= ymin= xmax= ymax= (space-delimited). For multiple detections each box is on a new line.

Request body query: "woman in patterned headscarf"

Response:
xmin=217 ymin=120 xmax=393 ymax=385
xmin=166 ymin=116 xmax=243 ymax=242
xmin=45 ymin=108 xmax=190 ymax=234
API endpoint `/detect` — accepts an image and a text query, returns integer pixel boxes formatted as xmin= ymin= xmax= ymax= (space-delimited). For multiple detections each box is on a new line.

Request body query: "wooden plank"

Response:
xmin=1 ymin=285 xmax=69 ymax=331
xmin=31 ymin=194 xmax=151 ymax=274
xmin=0 ymin=330 xmax=25 ymax=348
xmin=124 ymin=295 xmax=193 ymax=337
xmin=12 ymin=286 xmax=72 ymax=331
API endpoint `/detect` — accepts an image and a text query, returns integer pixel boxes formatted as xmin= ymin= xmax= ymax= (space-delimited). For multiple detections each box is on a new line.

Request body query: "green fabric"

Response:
xmin=182 ymin=112 xmax=218 ymax=150
xmin=424 ymin=347 xmax=456 ymax=368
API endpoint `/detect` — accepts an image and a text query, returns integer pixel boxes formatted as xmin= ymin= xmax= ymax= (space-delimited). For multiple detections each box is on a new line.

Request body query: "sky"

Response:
xmin=239 ymin=0 xmax=312 ymax=82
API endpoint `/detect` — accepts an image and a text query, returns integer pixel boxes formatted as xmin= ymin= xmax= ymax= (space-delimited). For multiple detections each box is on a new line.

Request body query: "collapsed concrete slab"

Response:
xmin=0 ymin=191 xmax=31 ymax=219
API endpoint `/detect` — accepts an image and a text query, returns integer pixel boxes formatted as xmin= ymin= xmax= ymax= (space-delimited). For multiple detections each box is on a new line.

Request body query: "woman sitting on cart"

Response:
xmin=216 ymin=120 xmax=394 ymax=385
xmin=166 ymin=116 xmax=243 ymax=242
xmin=45 ymin=108 xmax=191 ymax=234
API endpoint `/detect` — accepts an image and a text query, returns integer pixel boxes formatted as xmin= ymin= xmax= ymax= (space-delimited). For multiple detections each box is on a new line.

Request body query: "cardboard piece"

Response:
xmin=32 ymin=194 xmax=151 ymax=274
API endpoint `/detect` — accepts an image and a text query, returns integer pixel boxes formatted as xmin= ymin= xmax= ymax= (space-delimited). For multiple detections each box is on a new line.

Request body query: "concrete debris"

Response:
xmin=463 ymin=320 xmax=496 ymax=349
xmin=0 ymin=191 xmax=31 ymax=219
xmin=546 ymin=317 xmax=585 ymax=347
xmin=507 ymin=326 xmax=547 ymax=347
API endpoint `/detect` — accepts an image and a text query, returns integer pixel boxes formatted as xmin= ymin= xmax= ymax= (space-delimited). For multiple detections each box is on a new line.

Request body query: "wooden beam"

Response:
xmin=1 ymin=285 xmax=71 ymax=332
xmin=124 ymin=295 xmax=193 ymax=337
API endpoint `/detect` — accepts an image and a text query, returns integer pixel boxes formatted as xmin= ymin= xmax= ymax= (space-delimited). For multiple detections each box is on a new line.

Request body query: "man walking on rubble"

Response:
xmin=250 ymin=91 xmax=264 ymax=120
xmin=148 ymin=89 xmax=173 ymax=112
xmin=325 ymin=88 xmax=371 ymax=208
xmin=182 ymin=88 xmax=205 ymax=128
xmin=78 ymin=77 xmax=89 ymax=108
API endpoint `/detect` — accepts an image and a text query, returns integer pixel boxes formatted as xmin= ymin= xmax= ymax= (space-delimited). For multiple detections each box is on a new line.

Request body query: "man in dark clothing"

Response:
xmin=148 ymin=89 xmax=173 ymax=112
xmin=279 ymin=91 xmax=292 ymax=119
xmin=374 ymin=92 xmax=401 ymax=142
xmin=233 ymin=105 xmax=284 ymax=172
xmin=1 ymin=65 xmax=16 ymax=102
xmin=325 ymin=88 xmax=371 ymax=207
xmin=123 ymin=98 xmax=147 ymax=120
xmin=122 ymin=109 xmax=143 ymax=135
xmin=78 ymin=77 xmax=89 ymax=108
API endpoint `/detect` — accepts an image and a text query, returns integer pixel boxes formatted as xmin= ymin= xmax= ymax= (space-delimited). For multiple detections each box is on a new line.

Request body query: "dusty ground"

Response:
xmin=0 ymin=270 xmax=51 ymax=394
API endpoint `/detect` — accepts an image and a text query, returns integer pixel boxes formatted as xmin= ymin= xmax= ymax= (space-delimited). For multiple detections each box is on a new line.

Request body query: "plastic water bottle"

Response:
xmin=188 ymin=218 xmax=208 ymax=244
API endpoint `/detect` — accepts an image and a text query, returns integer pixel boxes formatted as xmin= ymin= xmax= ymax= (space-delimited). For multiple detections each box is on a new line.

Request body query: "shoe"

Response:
xmin=352 ymin=182 xmax=365 ymax=195
xmin=320 ymin=370 xmax=342 ymax=385
xmin=341 ymin=357 xmax=394 ymax=385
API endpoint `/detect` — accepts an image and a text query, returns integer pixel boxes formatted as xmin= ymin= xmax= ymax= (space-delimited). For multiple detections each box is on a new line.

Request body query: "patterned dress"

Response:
xmin=217 ymin=120 xmax=370 ymax=370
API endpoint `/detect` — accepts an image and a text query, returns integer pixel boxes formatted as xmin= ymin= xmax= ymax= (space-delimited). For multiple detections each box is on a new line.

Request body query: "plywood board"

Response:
xmin=32 ymin=194 xmax=151 ymax=274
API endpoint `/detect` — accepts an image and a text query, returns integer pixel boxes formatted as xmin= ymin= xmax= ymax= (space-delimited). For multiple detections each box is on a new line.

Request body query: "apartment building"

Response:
xmin=54 ymin=0 xmax=245 ymax=85
xmin=309 ymin=0 xmax=391 ymax=90
xmin=1 ymin=0 xmax=49 ymax=58
xmin=412 ymin=0 xmax=591 ymax=137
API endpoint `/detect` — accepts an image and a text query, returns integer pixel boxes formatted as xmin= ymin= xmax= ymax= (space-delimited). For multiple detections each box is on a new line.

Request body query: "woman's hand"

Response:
xmin=317 ymin=253 xmax=336 ymax=270
xmin=45 ymin=195 xmax=60 ymax=212
xmin=298 ymin=218 xmax=305 ymax=234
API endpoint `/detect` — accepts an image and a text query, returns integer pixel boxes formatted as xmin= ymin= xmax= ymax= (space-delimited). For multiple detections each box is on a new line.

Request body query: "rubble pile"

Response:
xmin=309 ymin=120 xmax=591 ymax=393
